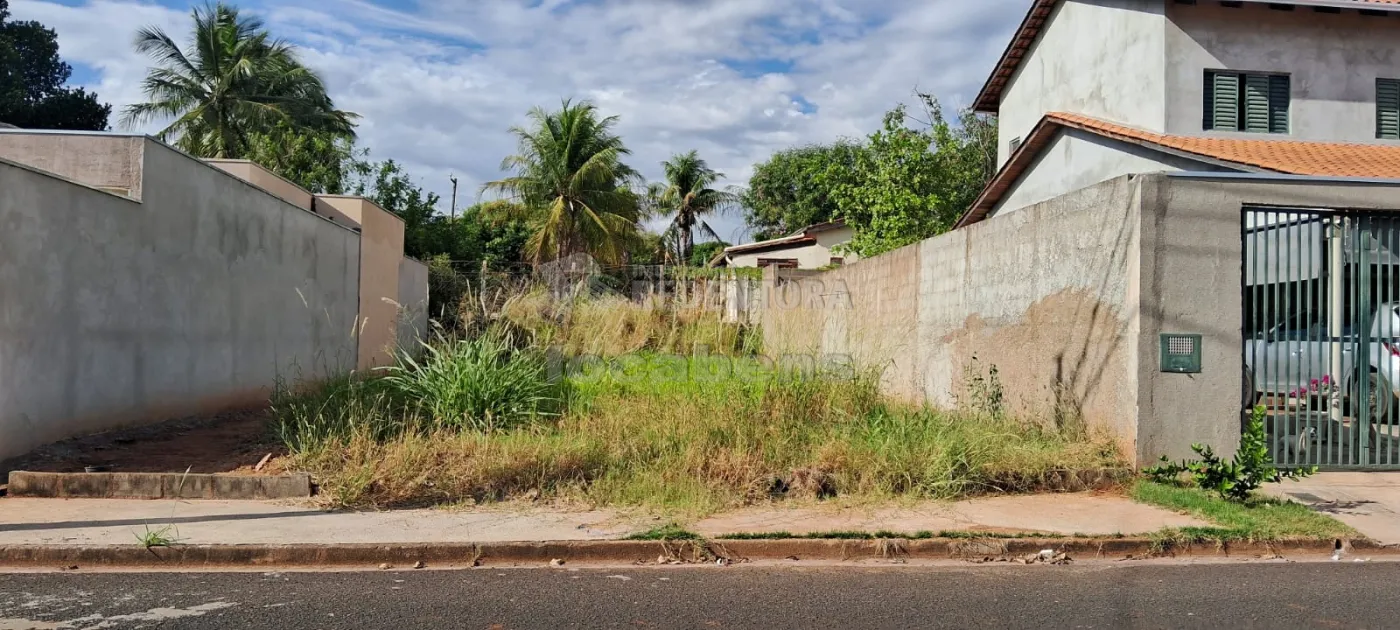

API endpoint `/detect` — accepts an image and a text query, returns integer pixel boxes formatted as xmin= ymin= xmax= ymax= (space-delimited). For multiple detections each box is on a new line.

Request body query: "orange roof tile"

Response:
xmin=957 ymin=112 xmax=1400 ymax=228
xmin=974 ymin=0 xmax=1400 ymax=113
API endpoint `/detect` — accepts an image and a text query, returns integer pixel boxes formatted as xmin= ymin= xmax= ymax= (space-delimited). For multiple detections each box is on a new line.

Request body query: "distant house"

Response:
xmin=709 ymin=221 xmax=856 ymax=269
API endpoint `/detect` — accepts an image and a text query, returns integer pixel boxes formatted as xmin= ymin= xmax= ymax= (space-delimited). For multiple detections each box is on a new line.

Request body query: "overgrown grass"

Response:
xmin=1132 ymin=480 xmax=1356 ymax=543
xmin=500 ymin=291 xmax=760 ymax=357
xmin=276 ymin=345 xmax=1122 ymax=513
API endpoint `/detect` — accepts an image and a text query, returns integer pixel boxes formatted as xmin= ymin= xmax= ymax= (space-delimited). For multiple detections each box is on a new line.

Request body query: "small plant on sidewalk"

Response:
xmin=1143 ymin=406 xmax=1316 ymax=502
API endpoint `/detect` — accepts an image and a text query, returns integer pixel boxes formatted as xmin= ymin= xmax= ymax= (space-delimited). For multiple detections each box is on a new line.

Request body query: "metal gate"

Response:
xmin=1244 ymin=206 xmax=1400 ymax=469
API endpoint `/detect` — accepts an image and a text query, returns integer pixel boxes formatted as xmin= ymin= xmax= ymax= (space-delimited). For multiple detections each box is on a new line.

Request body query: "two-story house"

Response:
xmin=958 ymin=0 xmax=1400 ymax=227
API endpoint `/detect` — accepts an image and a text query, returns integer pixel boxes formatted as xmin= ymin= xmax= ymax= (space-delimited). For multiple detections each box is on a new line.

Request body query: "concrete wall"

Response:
xmin=993 ymin=128 xmax=1234 ymax=215
xmin=397 ymin=257 xmax=430 ymax=353
xmin=206 ymin=160 xmax=315 ymax=211
xmin=1135 ymin=173 xmax=1400 ymax=463
xmin=0 ymin=132 xmax=144 ymax=199
xmin=764 ymin=177 xmax=1144 ymax=456
xmin=0 ymin=138 xmax=361 ymax=461
xmin=315 ymin=196 xmax=405 ymax=370
xmin=1165 ymin=3 xmax=1400 ymax=143
xmin=998 ymin=0 xmax=1167 ymax=167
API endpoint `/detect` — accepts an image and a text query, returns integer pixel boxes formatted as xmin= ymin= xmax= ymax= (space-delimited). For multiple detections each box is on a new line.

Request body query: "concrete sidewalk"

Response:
xmin=1263 ymin=473 xmax=1400 ymax=545
xmin=0 ymin=493 xmax=1207 ymax=546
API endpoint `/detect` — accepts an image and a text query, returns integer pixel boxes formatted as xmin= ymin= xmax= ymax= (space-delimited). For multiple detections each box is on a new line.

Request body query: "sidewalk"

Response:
xmin=1262 ymin=473 xmax=1400 ymax=545
xmin=0 ymin=493 xmax=1208 ymax=546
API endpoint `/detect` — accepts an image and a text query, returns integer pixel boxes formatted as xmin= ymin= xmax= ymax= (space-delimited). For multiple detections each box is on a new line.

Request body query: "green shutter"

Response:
xmin=1379 ymin=79 xmax=1400 ymax=139
xmin=1269 ymin=75 xmax=1290 ymax=134
xmin=1208 ymin=72 xmax=1240 ymax=131
xmin=1244 ymin=74 xmax=1271 ymax=133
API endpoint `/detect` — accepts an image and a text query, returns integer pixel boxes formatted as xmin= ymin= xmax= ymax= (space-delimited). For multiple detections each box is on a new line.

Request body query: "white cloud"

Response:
xmin=10 ymin=0 xmax=1025 ymax=245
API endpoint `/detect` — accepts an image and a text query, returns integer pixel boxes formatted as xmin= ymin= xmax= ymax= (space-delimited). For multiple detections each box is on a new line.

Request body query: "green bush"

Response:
xmin=1143 ymin=406 xmax=1316 ymax=502
xmin=382 ymin=333 xmax=561 ymax=432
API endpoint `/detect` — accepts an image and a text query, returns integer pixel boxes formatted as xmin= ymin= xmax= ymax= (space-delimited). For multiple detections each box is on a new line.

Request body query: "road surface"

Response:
xmin=0 ymin=560 xmax=1393 ymax=629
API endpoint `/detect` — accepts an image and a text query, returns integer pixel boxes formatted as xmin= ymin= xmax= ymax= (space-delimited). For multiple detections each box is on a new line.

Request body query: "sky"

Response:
xmin=10 ymin=0 xmax=1025 ymax=244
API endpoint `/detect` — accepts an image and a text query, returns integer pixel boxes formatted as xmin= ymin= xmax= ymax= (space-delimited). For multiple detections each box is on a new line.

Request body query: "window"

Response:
xmin=1378 ymin=79 xmax=1400 ymax=140
xmin=1204 ymin=71 xmax=1289 ymax=133
xmin=1009 ymin=136 xmax=1023 ymax=154
xmin=757 ymin=258 xmax=798 ymax=269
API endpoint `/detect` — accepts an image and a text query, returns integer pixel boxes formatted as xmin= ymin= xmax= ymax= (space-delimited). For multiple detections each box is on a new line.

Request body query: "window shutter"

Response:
xmin=1244 ymin=74 xmax=1271 ymax=133
xmin=1379 ymin=79 xmax=1400 ymax=140
xmin=1268 ymin=75 xmax=1290 ymax=134
xmin=1208 ymin=72 xmax=1240 ymax=131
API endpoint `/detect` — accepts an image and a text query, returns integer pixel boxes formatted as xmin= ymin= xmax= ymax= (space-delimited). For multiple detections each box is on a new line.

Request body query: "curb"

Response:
xmin=6 ymin=471 xmax=312 ymax=500
xmin=1 ymin=537 xmax=1391 ymax=570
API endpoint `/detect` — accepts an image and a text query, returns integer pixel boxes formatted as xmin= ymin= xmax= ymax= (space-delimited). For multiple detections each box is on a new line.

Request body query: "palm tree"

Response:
xmin=122 ymin=2 xmax=355 ymax=158
xmin=481 ymin=99 xmax=642 ymax=265
xmin=648 ymin=151 xmax=740 ymax=265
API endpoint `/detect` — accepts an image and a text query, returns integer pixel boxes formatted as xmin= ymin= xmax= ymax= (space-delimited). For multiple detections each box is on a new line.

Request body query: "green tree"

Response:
xmin=244 ymin=124 xmax=366 ymax=194
xmin=481 ymin=99 xmax=642 ymax=265
xmin=688 ymin=240 xmax=729 ymax=267
xmin=833 ymin=94 xmax=996 ymax=257
xmin=741 ymin=141 xmax=863 ymax=240
xmin=0 ymin=0 xmax=110 ymax=129
xmin=123 ymin=1 xmax=356 ymax=158
xmin=648 ymin=150 xmax=740 ymax=265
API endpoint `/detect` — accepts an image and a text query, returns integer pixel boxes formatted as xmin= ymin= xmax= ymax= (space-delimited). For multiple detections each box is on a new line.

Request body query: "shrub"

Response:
xmin=1143 ymin=406 xmax=1316 ymax=502
xmin=381 ymin=333 xmax=561 ymax=433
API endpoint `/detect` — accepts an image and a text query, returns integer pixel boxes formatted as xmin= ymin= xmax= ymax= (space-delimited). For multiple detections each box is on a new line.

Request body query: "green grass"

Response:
xmin=135 ymin=524 xmax=178 ymax=548
xmin=626 ymin=524 xmax=704 ymax=541
xmin=1131 ymin=480 xmax=1357 ymax=544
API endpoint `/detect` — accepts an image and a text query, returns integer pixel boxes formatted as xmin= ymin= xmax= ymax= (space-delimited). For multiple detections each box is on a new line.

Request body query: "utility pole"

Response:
xmin=449 ymin=174 xmax=459 ymax=222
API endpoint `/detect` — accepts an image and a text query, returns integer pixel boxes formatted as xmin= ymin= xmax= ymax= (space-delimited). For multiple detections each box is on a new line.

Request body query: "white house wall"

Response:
xmin=1165 ymin=2 xmax=1400 ymax=143
xmin=991 ymin=127 xmax=1232 ymax=216
xmin=997 ymin=0 xmax=1168 ymax=167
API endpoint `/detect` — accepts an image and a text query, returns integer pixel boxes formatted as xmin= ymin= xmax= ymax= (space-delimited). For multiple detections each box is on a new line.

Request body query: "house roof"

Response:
xmin=709 ymin=220 xmax=849 ymax=266
xmin=957 ymin=112 xmax=1400 ymax=227
xmin=973 ymin=0 xmax=1400 ymax=114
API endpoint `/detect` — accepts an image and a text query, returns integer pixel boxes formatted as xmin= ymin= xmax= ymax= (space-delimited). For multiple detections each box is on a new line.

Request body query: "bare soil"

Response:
xmin=0 ymin=410 xmax=288 ymax=477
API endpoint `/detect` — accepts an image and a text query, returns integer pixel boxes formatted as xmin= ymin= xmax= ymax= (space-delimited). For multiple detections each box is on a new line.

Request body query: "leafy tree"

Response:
xmin=647 ymin=150 xmax=740 ymax=265
xmin=833 ymin=94 xmax=996 ymax=257
xmin=481 ymin=99 xmax=642 ymax=265
xmin=741 ymin=141 xmax=863 ymax=240
xmin=123 ymin=1 xmax=356 ymax=158
xmin=0 ymin=0 xmax=110 ymax=129
xmin=244 ymin=124 xmax=366 ymax=194
xmin=355 ymin=160 xmax=530 ymax=266
xmin=688 ymin=240 xmax=729 ymax=267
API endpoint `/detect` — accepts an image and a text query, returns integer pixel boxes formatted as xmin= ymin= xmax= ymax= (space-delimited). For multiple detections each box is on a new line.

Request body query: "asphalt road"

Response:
xmin=0 ymin=561 xmax=1395 ymax=629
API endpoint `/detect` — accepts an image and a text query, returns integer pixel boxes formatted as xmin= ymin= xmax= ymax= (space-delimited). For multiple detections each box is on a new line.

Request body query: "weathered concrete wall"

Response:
xmin=0 ymin=138 xmax=361 ymax=461
xmin=998 ymin=0 xmax=1167 ymax=166
xmin=315 ymin=196 xmax=406 ymax=370
xmin=764 ymin=177 xmax=1143 ymax=455
xmin=0 ymin=132 xmax=144 ymax=199
xmin=397 ymin=257 xmax=430 ymax=353
xmin=993 ymin=128 xmax=1234 ymax=216
xmin=1136 ymin=173 xmax=1400 ymax=463
xmin=1165 ymin=2 xmax=1400 ymax=143
xmin=205 ymin=160 xmax=315 ymax=211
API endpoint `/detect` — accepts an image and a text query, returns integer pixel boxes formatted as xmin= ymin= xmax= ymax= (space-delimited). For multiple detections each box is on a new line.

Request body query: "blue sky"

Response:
xmin=11 ymin=0 xmax=1025 ymax=243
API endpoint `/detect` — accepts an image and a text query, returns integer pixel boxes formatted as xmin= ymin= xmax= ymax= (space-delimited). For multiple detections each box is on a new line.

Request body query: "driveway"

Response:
xmin=1264 ymin=472 xmax=1400 ymax=545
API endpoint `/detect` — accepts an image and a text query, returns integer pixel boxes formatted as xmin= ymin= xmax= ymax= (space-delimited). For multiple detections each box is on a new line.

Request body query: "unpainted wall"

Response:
xmin=764 ymin=177 xmax=1144 ymax=458
xmin=397 ymin=257 xmax=430 ymax=353
xmin=0 ymin=132 xmax=144 ymax=199
xmin=0 ymin=139 xmax=360 ymax=461
xmin=316 ymin=196 xmax=406 ymax=370
xmin=1165 ymin=2 xmax=1400 ymax=143
xmin=997 ymin=0 xmax=1167 ymax=167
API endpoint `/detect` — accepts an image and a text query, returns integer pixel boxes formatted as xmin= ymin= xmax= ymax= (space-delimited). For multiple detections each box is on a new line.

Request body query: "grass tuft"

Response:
xmin=1132 ymin=480 xmax=1357 ymax=543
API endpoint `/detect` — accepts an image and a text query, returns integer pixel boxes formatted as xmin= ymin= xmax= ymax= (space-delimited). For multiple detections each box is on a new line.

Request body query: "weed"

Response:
xmin=135 ymin=524 xmax=178 ymax=548
xmin=959 ymin=356 xmax=1005 ymax=419
xmin=1132 ymin=480 xmax=1354 ymax=542
xmin=626 ymin=524 xmax=703 ymax=541
xmin=1144 ymin=406 xmax=1316 ymax=502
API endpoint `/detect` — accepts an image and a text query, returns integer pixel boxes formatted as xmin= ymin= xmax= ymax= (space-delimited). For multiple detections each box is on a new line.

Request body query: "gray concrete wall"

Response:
xmin=997 ymin=0 xmax=1167 ymax=167
xmin=992 ymin=128 xmax=1234 ymax=216
xmin=1165 ymin=2 xmax=1400 ymax=143
xmin=397 ymin=257 xmax=430 ymax=353
xmin=0 ymin=132 xmax=144 ymax=199
xmin=764 ymin=177 xmax=1145 ymax=458
xmin=1136 ymin=173 xmax=1400 ymax=463
xmin=0 ymin=138 xmax=361 ymax=461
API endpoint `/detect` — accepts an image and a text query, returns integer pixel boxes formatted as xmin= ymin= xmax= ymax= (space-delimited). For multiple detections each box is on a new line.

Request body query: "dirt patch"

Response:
xmin=0 ymin=410 xmax=287 ymax=477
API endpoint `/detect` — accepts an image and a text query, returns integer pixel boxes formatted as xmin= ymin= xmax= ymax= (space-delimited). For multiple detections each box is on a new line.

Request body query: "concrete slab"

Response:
xmin=0 ymin=499 xmax=633 ymax=546
xmin=692 ymin=493 xmax=1208 ymax=537
xmin=1263 ymin=473 xmax=1400 ymax=545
